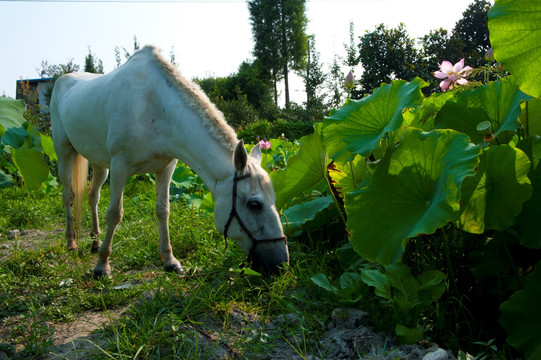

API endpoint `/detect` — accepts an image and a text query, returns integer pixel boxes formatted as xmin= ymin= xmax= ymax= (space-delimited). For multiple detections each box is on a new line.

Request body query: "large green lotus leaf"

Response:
xmin=500 ymin=261 xmax=541 ymax=360
xmin=271 ymin=123 xmax=328 ymax=210
xmin=0 ymin=97 xmax=25 ymax=138
xmin=435 ymin=78 xmax=530 ymax=144
xmin=520 ymin=97 xmax=541 ymax=137
xmin=404 ymin=91 xmax=455 ymax=132
xmin=40 ymin=134 xmax=57 ymax=161
xmin=516 ymin=136 xmax=541 ymax=248
xmin=281 ymin=195 xmax=333 ymax=234
xmin=346 ymin=128 xmax=481 ymax=265
xmin=488 ymin=0 xmax=541 ymax=98
xmin=322 ymin=78 xmax=426 ymax=161
xmin=459 ymin=145 xmax=532 ymax=233
xmin=328 ymin=154 xmax=370 ymax=196
xmin=11 ymin=143 xmax=50 ymax=190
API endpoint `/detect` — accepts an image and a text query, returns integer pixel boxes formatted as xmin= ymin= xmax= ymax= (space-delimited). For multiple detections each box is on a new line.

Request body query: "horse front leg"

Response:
xmin=88 ymin=165 xmax=109 ymax=253
xmin=93 ymin=161 xmax=128 ymax=277
xmin=155 ymin=161 xmax=182 ymax=274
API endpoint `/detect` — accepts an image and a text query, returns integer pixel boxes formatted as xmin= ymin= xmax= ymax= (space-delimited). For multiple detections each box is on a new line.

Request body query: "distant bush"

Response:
xmin=237 ymin=119 xmax=316 ymax=143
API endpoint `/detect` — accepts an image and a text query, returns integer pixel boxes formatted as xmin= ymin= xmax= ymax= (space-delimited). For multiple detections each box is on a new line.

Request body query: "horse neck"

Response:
xmin=165 ymin=99 xmax=236 ymax=195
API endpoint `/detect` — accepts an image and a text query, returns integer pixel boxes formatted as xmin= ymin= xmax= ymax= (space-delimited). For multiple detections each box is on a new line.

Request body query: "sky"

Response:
xmin=0 ymin=0 xmax=478 ymax=103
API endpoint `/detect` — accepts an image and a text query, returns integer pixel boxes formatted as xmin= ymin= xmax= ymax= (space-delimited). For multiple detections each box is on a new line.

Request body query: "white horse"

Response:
xmin=50 ymin=45 xmax=288 ymax=276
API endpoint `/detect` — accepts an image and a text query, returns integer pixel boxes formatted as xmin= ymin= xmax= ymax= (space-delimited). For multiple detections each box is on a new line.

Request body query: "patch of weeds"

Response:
xmin=10 ymin=302 xmax=55 ymax=358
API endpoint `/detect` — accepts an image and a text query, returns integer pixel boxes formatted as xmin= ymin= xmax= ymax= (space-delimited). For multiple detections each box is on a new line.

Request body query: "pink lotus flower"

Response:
xmin=433 ymin=59 xmax=473 ymax=91
xmin=259 ymin=139 xmax=271 ymax=150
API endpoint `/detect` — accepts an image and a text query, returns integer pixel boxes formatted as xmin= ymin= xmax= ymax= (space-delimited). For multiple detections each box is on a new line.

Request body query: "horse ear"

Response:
xmin=233 ymin=140 xmax=248 ymax=172
xmin=249 ymin=144 xmax=262 ymax=165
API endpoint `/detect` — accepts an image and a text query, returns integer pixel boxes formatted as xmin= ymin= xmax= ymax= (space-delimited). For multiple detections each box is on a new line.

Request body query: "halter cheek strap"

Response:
xmin=223 ymin=171 xmax=287 ymax=263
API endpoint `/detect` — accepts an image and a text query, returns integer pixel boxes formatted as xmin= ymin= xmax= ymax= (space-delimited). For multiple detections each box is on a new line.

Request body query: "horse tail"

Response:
xmin=73 ymin=153 xmax=88 ymax=240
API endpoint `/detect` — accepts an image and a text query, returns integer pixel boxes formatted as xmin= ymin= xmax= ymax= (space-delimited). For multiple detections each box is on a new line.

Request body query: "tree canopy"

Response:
xmin=247 ymin=0 xmax=308 ymax=107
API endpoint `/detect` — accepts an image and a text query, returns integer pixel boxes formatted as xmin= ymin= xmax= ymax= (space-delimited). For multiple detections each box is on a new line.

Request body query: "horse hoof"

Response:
xmin=67 ymin=245 xmax=78 ymax=252
xmin=90 ymin=244 xmax=100 ymax=253
xmin=164 ymin=263 xmax=183 ymax=274
xmin=93 ymin=269 xmax=111 ymax=278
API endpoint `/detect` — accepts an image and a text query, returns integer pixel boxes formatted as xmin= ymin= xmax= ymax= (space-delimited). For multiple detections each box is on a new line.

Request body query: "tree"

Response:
xmin=84 ymin=47 xmax=104 ymax=74
xmin=357 ymin=23 xmax=420 ymax=96
xmin=247 ymin=0 xmax=308 ymax=108
xmin=450 ymin=0 xmax=492 ymax=68
xmin=418 ymin=28 xmax=454 ymax=92
xmin=343 ymin=21 xmax=359 ymax=69
xmin=37 ymin=59 xmax=79 ymax=78
xmin=303 ymin=35 xmax=327 ymax=121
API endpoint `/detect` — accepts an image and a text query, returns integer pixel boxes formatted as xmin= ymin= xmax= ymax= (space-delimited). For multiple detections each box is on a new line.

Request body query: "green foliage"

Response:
xmin=271 ymin=124 xmax=328 ymax=211
xmin=323 ymin=78 xmax=427 ymax=161
xmin=347 ymin=128 xmax=480 ymax=265
xmin=458 ymin=145 xmax=532 ymax=233
xmin=361 ymin=264 xmax=446 ymax=344
xmin=357 ymin=23 xmax=420 ymax=95
xmin=311 ymin=271 xmax=364 ymax=304
xmin=0 ymin=97 xmax=57 ymax=190
xmin=451 ymin=0 xmax=492 ymax=68
xmin=247 ymin=0 xmax=308 ymax=106
xmin=500 ymin=261 xmax=541 ymax=360
xmin=488 ymin=0 xmax=541 ymax=98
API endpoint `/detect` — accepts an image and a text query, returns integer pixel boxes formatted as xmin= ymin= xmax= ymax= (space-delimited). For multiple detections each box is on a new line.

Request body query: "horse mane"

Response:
xmin=137 ymin=45 xmax=238 ymax=151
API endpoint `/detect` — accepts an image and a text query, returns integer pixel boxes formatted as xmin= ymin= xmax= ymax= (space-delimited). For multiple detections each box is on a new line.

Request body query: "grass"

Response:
xmin=0 ymin=180 xmax=344 ymax=359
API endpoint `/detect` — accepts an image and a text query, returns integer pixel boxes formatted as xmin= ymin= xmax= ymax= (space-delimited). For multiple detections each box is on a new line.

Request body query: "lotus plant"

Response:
xmin=433 ymin=58 xmax=473 ymax=91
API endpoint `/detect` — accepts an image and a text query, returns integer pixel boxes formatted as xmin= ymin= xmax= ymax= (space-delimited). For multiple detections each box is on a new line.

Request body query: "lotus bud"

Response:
xmin=345 ymin=70 xmax=355 ymax=90
xmin=485 ymin=48 xmax=494 ymax=61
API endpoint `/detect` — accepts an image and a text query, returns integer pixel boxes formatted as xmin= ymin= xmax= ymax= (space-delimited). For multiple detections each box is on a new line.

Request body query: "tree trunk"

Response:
xmin=280 ymin=0 xmax=290 ymax=108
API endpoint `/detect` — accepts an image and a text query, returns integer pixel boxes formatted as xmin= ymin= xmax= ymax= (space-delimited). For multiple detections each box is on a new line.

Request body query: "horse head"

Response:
xmin=214 ymin=141 xmax=289 ymax=273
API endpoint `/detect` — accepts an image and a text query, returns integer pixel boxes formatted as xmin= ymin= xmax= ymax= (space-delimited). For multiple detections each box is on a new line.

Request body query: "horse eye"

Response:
xmin=247 ymin=200 xmax=263 ymax=211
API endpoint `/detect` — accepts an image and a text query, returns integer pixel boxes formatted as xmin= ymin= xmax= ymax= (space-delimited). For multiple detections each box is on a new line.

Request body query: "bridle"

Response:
xmin=223 ymin=171 xmax=288 ymax=263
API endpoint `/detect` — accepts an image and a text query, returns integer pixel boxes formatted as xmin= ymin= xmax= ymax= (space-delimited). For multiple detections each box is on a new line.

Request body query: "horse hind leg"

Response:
xmin=88 ymin=165 xmax=109 ymax=253
xmin=58 ymin=150 xmax=87 ymax=251
xmin=155 ymin=161 xmax=182 ymax=274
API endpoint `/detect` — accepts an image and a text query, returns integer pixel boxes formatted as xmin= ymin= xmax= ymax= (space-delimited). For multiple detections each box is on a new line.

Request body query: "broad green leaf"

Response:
xmin=385 ymin=264 xmax=419 ymax=307
xmin=417 ymin=270 xmax=447 ymax=310
xmin=360 ymin=269 xmax=391 ymax=300
xmin=520 ymin=97 xmax=541 ymax=137
xmin=0 ymin=97 xmax=25 ymax=137
xmin=395 ymin=324 xmax=424 ymax=345
xmin=40 ymin=134 xmax=57 ymax=161
xmin=322 ymin=78 xmax=426 ymax=161
xmin=281 ymin=195 xmax=333 ymax=233
xmin=311 ymin=273 xmax=339 ymax=293
xmin=347 ymin=128 xmax=481 ymax=265
xmin=11 ymin=144 xmax=50 ymax=190
xmin=516 ymin=136 xmax=541 ymax=248
xmin=435 ymin=78 xmax=530 ymax=144
xmin=271 ymin=124 xmax=328 ymax=210
xmin=404 ymin=90 xmax=455 ymax=132
xmin=459 ymin=145 xmax=532 ymax=233
xmin=171 ymin=164 xmax=196 ymax=189
xmin=488 ymin=0 xmax=541 ymax=98
xmin=2 ymin=126 xmax=28 ymax=148
xmin=0 ymin=170 xmax=13 ymax=188
xmin=328 ymin=154 xmax=370 ymax=195
xmin=500 ymin=261 xmax=541 ymax=360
